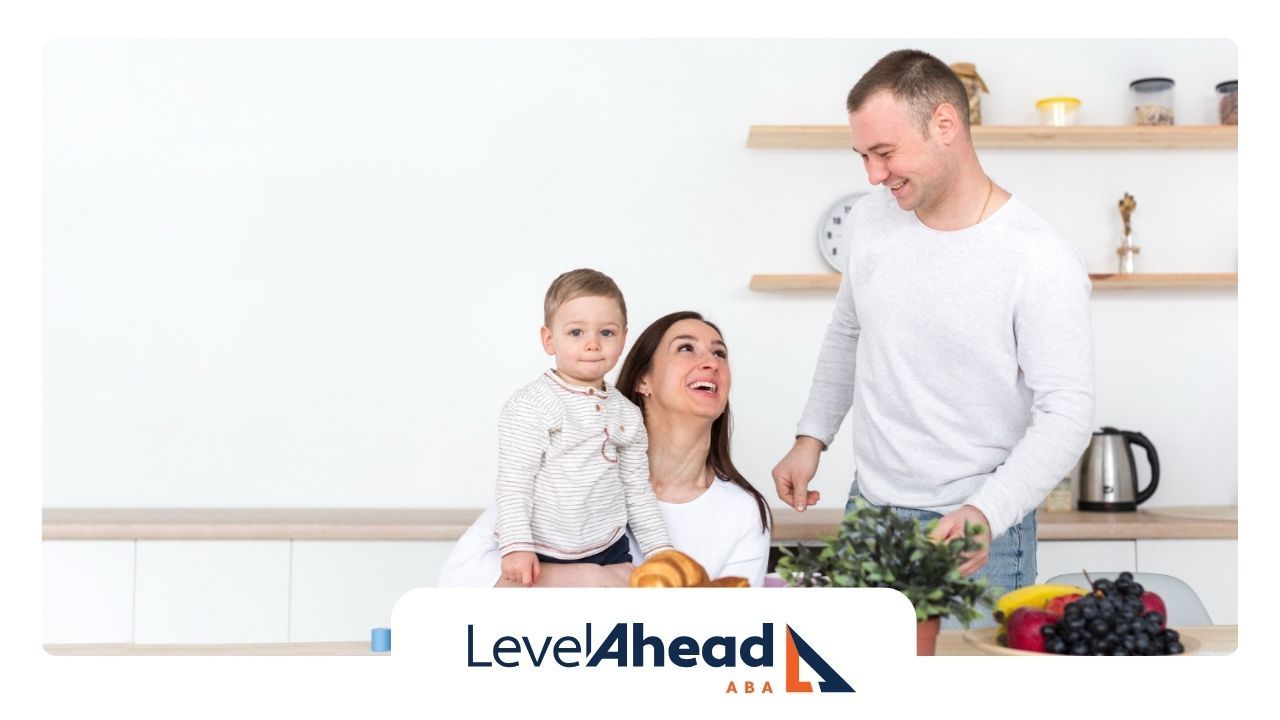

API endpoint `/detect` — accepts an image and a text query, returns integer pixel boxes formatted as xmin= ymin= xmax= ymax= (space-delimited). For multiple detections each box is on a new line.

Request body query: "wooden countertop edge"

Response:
xmin=43 ymin=641 xmax=378 ymax=656
xmin=42 ymin=507 xmax=1237 ymax=541
xmin=42 ymin=522 xmax=478 ymax=541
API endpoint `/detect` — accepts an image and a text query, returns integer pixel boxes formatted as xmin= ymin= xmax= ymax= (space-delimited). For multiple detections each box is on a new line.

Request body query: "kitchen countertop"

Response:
xmin=45 ymin=625 xmax=1237 ymax=656
xmin=42 ymin=506 xmax=1236 ymax=542
xmin=767 ymin=506 xmax=1237 ymax=541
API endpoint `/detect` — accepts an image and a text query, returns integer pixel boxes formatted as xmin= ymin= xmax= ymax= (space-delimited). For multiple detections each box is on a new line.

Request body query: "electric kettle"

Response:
xmin=1075 ymin=427 xmax=1160 ymax=512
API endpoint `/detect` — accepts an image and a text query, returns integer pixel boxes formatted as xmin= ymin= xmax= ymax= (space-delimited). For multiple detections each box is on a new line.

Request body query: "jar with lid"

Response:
xmin=949 ymin=62 xmax=989 ymax=125
xmin=1131 ymin=77 xmax=1175 ymax=125
xmin=1216 ymin=80 xmax=1237 ymax=125
xmin=1035 ymin=97 xmax=1081 ymax=127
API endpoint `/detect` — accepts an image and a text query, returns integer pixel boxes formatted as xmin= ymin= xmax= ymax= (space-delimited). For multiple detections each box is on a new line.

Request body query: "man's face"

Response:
xmin=848 ymin=90 xmax=946 ymax=213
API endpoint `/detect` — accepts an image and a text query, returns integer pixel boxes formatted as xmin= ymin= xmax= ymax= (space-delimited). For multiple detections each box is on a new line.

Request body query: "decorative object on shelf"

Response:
xmin=1131 ymin=77 xmax=1175 ymax=126
xmin=948 ymin=62 xmax=989 ymax=125
xmin=775 ymin=498 xmax=994 ymax=655
xmin=1117 ymin=192 xmax=1140 ymax=273
xmin=816 ymin=192 xmax=868 ymax=271
xmin=1216 ymin=80 xmax=1238 ymax=125
xmin=1035 ymin=97 xmax=1081 ymax=127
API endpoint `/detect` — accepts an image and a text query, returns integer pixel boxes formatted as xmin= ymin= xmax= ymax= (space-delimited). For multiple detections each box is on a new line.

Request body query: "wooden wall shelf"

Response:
xmin=746 ymin=125 xmax=1238 ymax=150
xmin=750 ymin=273 xmax=1238 ymax=292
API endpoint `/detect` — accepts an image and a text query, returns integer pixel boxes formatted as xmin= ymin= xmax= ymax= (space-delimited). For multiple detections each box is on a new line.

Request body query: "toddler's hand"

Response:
xmin=501 ymin=551 xmax=540 ymax=586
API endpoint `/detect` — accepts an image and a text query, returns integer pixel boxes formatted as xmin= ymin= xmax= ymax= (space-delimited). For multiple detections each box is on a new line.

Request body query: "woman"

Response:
xmin=438 ymin=311 xmax=772 ymax=587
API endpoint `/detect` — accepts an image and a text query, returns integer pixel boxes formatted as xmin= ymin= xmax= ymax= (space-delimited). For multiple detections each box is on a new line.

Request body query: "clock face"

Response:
xmin=817 ymin=193 xmax=867 ymax=272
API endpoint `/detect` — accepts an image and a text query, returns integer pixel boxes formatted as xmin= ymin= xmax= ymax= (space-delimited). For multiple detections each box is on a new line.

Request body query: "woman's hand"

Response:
xmin=500 ymin=551 xmax=541 ymax=586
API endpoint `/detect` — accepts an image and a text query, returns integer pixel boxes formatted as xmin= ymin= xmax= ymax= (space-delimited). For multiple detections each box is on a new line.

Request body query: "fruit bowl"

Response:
xmin=962 ymin=626 xmax=1202 ymax=656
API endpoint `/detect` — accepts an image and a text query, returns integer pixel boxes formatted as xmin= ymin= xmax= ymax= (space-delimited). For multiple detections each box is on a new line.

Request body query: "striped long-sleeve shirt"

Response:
xmin=495 ymin=370 xmax=672 ymax=560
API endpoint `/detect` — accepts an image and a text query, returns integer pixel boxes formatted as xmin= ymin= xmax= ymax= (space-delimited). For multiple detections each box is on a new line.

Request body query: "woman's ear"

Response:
xmin=635 ymin=377 xmax=652 ymax=398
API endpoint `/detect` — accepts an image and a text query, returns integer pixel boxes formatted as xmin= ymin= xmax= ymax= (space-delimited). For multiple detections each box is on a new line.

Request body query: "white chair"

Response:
xmin=1044 ymin=572 xmax=1212 ymax=626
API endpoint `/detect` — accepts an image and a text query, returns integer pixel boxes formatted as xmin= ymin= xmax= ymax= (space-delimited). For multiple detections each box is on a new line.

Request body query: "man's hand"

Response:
xmin=929 ymin=505 xmax=992 ymax=576
xmin=500 ymin=551 xmax=540 ymax=586
xmin=771 ymin=437 xmax=823 ymax=512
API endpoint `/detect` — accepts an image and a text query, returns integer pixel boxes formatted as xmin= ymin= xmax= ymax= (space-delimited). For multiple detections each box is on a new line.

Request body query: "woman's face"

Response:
xmin=639 ymin=319 xmax=730 ymax=422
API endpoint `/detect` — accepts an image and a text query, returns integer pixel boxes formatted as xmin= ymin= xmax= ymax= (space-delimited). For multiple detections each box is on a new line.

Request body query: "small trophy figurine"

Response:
xmin=1117 ymin=192 xmax=1140 ymax=274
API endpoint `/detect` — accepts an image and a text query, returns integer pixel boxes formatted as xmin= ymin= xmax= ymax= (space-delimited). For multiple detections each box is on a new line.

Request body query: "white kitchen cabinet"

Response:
xmin=1136 ymin=539 xmax=1237 ymax=624
xmin=134 ymin=540 xmax=291 ymax=644
xmin=42 ymin=540 xmax=136 ymax=644
xmin=290 ymin=541 xmax=454 ymax=641
xmin=1035 ymin=540 xmax=1137 ymax=584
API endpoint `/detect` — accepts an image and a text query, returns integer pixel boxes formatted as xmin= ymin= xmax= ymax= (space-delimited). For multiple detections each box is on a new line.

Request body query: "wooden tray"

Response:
xmin=962 ymin=626 xmax=1202 ymax=656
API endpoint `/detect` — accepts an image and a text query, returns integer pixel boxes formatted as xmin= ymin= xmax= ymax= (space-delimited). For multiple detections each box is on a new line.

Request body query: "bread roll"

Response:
xmin=629 ymin=549 xmax=748 ymax=588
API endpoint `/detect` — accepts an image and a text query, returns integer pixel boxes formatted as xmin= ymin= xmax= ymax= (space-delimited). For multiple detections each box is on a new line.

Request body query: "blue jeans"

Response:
xmin=846 ymin=484 xmax=1037 ymax=630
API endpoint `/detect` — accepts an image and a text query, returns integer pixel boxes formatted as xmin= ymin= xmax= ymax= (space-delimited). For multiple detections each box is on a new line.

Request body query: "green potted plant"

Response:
xmin=775 ymin=498 xmax=995 ymax=655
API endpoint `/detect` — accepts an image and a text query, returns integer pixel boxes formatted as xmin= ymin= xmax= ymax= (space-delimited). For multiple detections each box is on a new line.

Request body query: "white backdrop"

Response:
xmin=43 ymin=39 xmax=1237 ymax=509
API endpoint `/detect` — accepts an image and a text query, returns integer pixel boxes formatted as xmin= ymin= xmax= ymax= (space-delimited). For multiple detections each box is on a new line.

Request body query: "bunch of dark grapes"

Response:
xmin=1040 ymin=572 xmax=1185 ymax=656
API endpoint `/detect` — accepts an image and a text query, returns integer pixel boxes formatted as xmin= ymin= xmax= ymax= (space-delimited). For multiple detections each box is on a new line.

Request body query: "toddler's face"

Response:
xmin=541 ymin=295 xmax=627 ymax=388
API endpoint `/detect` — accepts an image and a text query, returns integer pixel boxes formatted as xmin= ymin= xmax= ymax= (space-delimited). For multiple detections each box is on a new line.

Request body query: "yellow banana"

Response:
xmin=993 ymin=583 xmax=1088 ymax=624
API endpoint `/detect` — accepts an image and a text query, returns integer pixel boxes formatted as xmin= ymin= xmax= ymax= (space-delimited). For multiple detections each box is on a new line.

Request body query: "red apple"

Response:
xmin=1006 ymin=607 xmax=1059 ymax=653
xmin=1142 ymin=591 xmax=1167 ymax=627
xmin=1044 ymin=593 xmax=1083 ymax=617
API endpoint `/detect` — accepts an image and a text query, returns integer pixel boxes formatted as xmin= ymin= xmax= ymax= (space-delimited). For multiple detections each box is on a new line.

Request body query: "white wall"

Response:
xmin=43 ymin=39 xmax=1237 ymax=510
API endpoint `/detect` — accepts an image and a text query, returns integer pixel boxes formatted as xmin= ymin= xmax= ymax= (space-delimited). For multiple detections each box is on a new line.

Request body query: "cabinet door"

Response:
xmin=290 ymin=541 xmax=455 ymax=641
xmin=43 ymin=540 xmax=136 ymax=644
xmin=1136 ymin=539 xmax=1237 ymax=624
xmin=1036 ymin=540 xmax=1137 ymax=584
xmin=134 ymin=540 xmax=291 ymax=644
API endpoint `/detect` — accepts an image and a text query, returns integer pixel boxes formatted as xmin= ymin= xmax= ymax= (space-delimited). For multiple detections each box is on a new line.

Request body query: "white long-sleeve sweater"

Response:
xmin=796 ymin=188 xmax=1095 ymax=539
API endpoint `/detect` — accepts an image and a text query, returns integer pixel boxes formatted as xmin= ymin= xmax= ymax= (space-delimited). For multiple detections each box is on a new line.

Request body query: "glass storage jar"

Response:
xmin=1035 ymin=97 xmax=1081 ymax=126
xmin=1216 ymin=80 xmax=1237 ymax=125
xmin=1131 ymin=77 xmax=1175 ymax=125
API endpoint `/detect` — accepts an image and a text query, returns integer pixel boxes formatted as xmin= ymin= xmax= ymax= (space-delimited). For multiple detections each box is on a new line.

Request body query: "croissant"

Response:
xmin=628 ymin=549 xmax=749 ymax=588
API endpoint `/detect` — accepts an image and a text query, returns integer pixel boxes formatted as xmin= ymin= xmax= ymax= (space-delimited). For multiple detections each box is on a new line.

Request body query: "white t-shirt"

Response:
xmin=437 ymin=478 xmax=771 ymax=587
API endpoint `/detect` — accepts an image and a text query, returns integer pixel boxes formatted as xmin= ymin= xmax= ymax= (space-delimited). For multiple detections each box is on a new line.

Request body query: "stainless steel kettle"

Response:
xmin=1075 ymin=427 xmax=1160 ymax=512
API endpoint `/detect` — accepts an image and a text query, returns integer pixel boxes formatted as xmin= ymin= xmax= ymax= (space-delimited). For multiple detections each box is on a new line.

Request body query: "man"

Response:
xmin=771 ymin=49 xmax=1094 ymax=620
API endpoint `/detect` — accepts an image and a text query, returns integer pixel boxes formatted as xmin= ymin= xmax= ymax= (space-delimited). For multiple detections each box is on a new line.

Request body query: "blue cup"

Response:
xmin=371 ymin=627 xmax=391 ymax=653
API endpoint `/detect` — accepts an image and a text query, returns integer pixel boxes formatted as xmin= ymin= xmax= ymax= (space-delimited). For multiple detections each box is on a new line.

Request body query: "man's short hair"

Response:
xmin=846 ymin=49 xmax=970 ymax=135
xmin=543 ymin=268 xmax=627 ymax=326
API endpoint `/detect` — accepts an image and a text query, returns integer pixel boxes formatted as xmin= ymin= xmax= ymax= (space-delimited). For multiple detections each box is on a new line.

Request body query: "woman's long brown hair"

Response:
xmin=615 ymin=311 xmax=771 ymax=533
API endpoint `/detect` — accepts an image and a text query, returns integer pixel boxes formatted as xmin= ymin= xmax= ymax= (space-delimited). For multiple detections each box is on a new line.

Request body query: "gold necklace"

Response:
xmin=976 ymin=176 xmax=993 ymax=225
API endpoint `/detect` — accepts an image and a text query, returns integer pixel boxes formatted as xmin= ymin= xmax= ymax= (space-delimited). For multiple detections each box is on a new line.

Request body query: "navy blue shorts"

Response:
xmin=537 ymin=535 xmax=633 ymax=566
